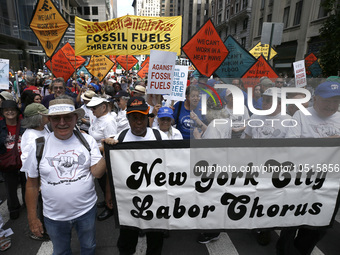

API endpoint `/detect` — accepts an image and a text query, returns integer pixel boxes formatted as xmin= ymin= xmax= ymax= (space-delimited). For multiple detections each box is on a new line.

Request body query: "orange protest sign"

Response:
xmin=109 ymin=55 xmax=117 ymax=72
xmin=304 ymin=53 xmax=318 ymax=76
xmin=141 ymin=56 xmax=150 ymax=68
xmin=45 ymin=50 xmax=74 ymax=82
xmin=116 ymin=55 xmax=138 ymax=71
xmin=60 ymin=43 xmax=86 ymax=69
xmin=86 ymin=56 xmax=114 ymax=82
xmin=137 ymin=62 xmax=149 ymax=79
xmin=242 ymin=55 xmax=278 ymax=89
xmin=182 ymin=19 xmax=229 ymax=77
xmin=30 ymin=0 xmax=70 ymax=57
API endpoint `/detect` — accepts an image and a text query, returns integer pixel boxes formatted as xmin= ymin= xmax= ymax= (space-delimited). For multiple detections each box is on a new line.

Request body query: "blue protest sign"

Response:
xmin=308 ymin=60 xmax=323 ymax=78
xmin=215 ymin=35 xmax=256 ymax=82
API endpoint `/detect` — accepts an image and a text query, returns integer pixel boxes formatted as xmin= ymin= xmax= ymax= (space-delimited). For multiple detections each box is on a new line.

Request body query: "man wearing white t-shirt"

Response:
xmin=105 ymin=96 xmax=167 ymax=255
xmin=24 ymin=98 xmax=107 ymax=255
xmin=286 ymin=81 xmax=340 ymax=138
xmin=277 ymin=81 xmax=340 ymax=255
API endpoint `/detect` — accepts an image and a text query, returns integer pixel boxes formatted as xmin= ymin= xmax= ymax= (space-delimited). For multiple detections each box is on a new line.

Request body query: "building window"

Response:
xmin=243 ymin=17 xmax=248 ymax=30
xmin=92 ymin=19 xmax=99 ymax=22
xmin=226 ymin=9 xmax=229 ymax=20
xmin=242 ymin=0 xmax=248 ymax=9
xmin=236 ymin=3 xmax=239 ymax=13
xmin=218 ymin=14 xmax=222 ymax=24
xmin=293 ymin=1 xmax=303 ymax=25
xmin=318 ymin=0 xmax=328 ymax=19
xmin=92 ymin=7 xmax=98 ymax=15
xmin=234 ymin=22 xmax=237 ymax=34
xmin=267 ymin=14 xmax=272 ymax=22
xmin=241 ymin=37 xmax=246 ymax=47
xmin=77 ymin=7 xmax=82 ymax=15
xmin=261 ymin=0 xmax=265 ymax=9
xmin=283 ymin=6 xmax=290 ymax=28
xmin=84 ymin=7 xmax=90 ymax=15
xmin=258 ymin=18 xmax=263 ymax=36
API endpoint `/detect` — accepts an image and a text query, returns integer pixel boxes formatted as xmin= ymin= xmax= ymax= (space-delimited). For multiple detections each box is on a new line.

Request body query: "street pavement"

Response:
xmin=0 ymin=182 xmax=339 ymax=255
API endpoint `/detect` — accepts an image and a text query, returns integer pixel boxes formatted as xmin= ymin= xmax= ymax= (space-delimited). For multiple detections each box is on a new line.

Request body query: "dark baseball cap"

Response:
xmin=126 ymin=97 xmax=150 ymax=115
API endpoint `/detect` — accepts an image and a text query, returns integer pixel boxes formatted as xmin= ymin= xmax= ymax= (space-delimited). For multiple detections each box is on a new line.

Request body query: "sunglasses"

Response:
xmin=50 ymin=115 xmax=74 ymax=122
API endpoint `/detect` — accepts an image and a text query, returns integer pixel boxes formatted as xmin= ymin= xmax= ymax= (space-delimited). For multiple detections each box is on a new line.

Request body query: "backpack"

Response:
xmin=117 ymin=128 xmax=162 ymax=143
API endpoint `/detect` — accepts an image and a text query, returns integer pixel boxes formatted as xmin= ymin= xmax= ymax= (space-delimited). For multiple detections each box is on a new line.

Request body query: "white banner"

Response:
xmin=0 ymin=59 xmax=9 ymax=90
xmin=147 ymin=50 xmax=176 ymax=95
xmin=168 ymin=65 xmax=187 ymax=101
xmin=293 ymin=60 xmax=307 ymax=88
xmin=106 ymin=139 xmax=340 ymax=230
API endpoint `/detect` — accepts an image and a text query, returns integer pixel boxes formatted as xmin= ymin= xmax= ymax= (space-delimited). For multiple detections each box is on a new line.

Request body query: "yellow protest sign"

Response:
xmin=86 ymin=56 xmax=114 ymax=82
xmin=249 ymin=42 xmax=277 ymax=60
xmin=75 ymin=15 xmax=182 ymax=56
xmin=30 ymin=0 xmax=70 ymax=57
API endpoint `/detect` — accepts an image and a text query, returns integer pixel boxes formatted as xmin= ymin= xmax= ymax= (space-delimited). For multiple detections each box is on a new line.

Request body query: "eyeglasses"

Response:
xmin=276 ymin=81 xmax=284 ymax=84
xmin=53 ymin=86 xmax=65 ymax=91
xmin=50 ymin=115 xmax=74 ymax=123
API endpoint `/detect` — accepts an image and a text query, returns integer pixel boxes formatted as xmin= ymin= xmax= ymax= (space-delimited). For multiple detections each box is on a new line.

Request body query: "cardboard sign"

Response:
xmin=215 ymin=35 xmax=256 ymax=82
xmin=137 ymin=62 xmax=149 ymax=79
xmin=242 ymin=55 xmax=278 ymax=89
xmin=86 ymin=56 xmax=114 ymax=82
xmin=30 ymin=0 xmax=70 ymax=57
xmin=116 ymin=55 xmax=138 ymax=71
xmin=147 ymin=50 xmax=176 ymax=95
xmin=293 ymin=60 xmax=307 ymax=88
xmin=105 ymin=138 xmax=340 ymax=230
xmin=109 ymin=55 xmax=117 ymax=72
xmin=75 ymin=15 xmax=182 ymax=56
xmin=169 ymin=65 xmax=188 ymax=101
xmin=141 ymin=56 xmax=150 ymax=68
xmin=182 ymin=19 xmax=229 ymax=77
xmin=309 ymin=60 xmax=323 ymax=77
xmin=60 ymin=43 xmax=86 ymax=69
xmin=305 ymin=53 xmax=320 ymax=77
xmin=45 ymin=50 xmax=74 ymax=82
xmin=249 ymin=42 xmax=277 ymax=60
xmin=0 ymin=59 xmax=9 ymax=90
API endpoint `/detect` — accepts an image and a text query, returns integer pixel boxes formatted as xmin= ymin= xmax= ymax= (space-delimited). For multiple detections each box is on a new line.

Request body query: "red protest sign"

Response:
xmin=137 ymin=62 xmax=149 ymax=79
xmin=141 ymin=56 xmax=150 ymax=68
xmin=304 ymin=53 xmax=318 ymax=76
xmin=60 ymin=43 xmax=86 ymax=69
xmin=116 ymin=55 xmax=138 ymax=71
xmin=182 ymin=19 xmax=229 ymax=77
xmin=242 ymin=55 xmax=278 ymax=89
xmin=45 ymin=49 xmax=74 ymax=82
xmin=109 ymin=55 xmax=117 ymax=72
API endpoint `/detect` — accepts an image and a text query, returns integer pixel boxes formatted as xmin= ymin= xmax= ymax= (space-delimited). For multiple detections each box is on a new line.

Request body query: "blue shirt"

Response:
xmin=173 ymin=101 xmax=203 ymax=140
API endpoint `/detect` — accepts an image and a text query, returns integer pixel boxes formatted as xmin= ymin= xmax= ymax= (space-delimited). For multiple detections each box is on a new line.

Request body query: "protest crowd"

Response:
xmin=0 ymin=65 xmax=339 ymax=255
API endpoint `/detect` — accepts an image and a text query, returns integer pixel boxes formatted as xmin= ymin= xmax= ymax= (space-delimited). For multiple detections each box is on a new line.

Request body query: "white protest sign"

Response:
xmin=147 ymin=50 xmax=176 ymax=95
xmin=293 ymin=60 xmax=307 ymax=88
xmin=0 ymin=59 xmax=10 ymax=90
xmin=106 ymin=139 xmax=340 ymax=230
xmin=169 ymin=65 xmax=187 ymax=101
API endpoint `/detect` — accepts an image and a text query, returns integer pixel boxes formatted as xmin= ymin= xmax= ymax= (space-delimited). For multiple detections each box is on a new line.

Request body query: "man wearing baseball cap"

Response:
xmin=286 ymin=81 xmax=340 ymax=138
xmin=24 ymin=97 xmax=107 ymax=254
xmin=105 ymin=96 xmax=167 ymax=254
